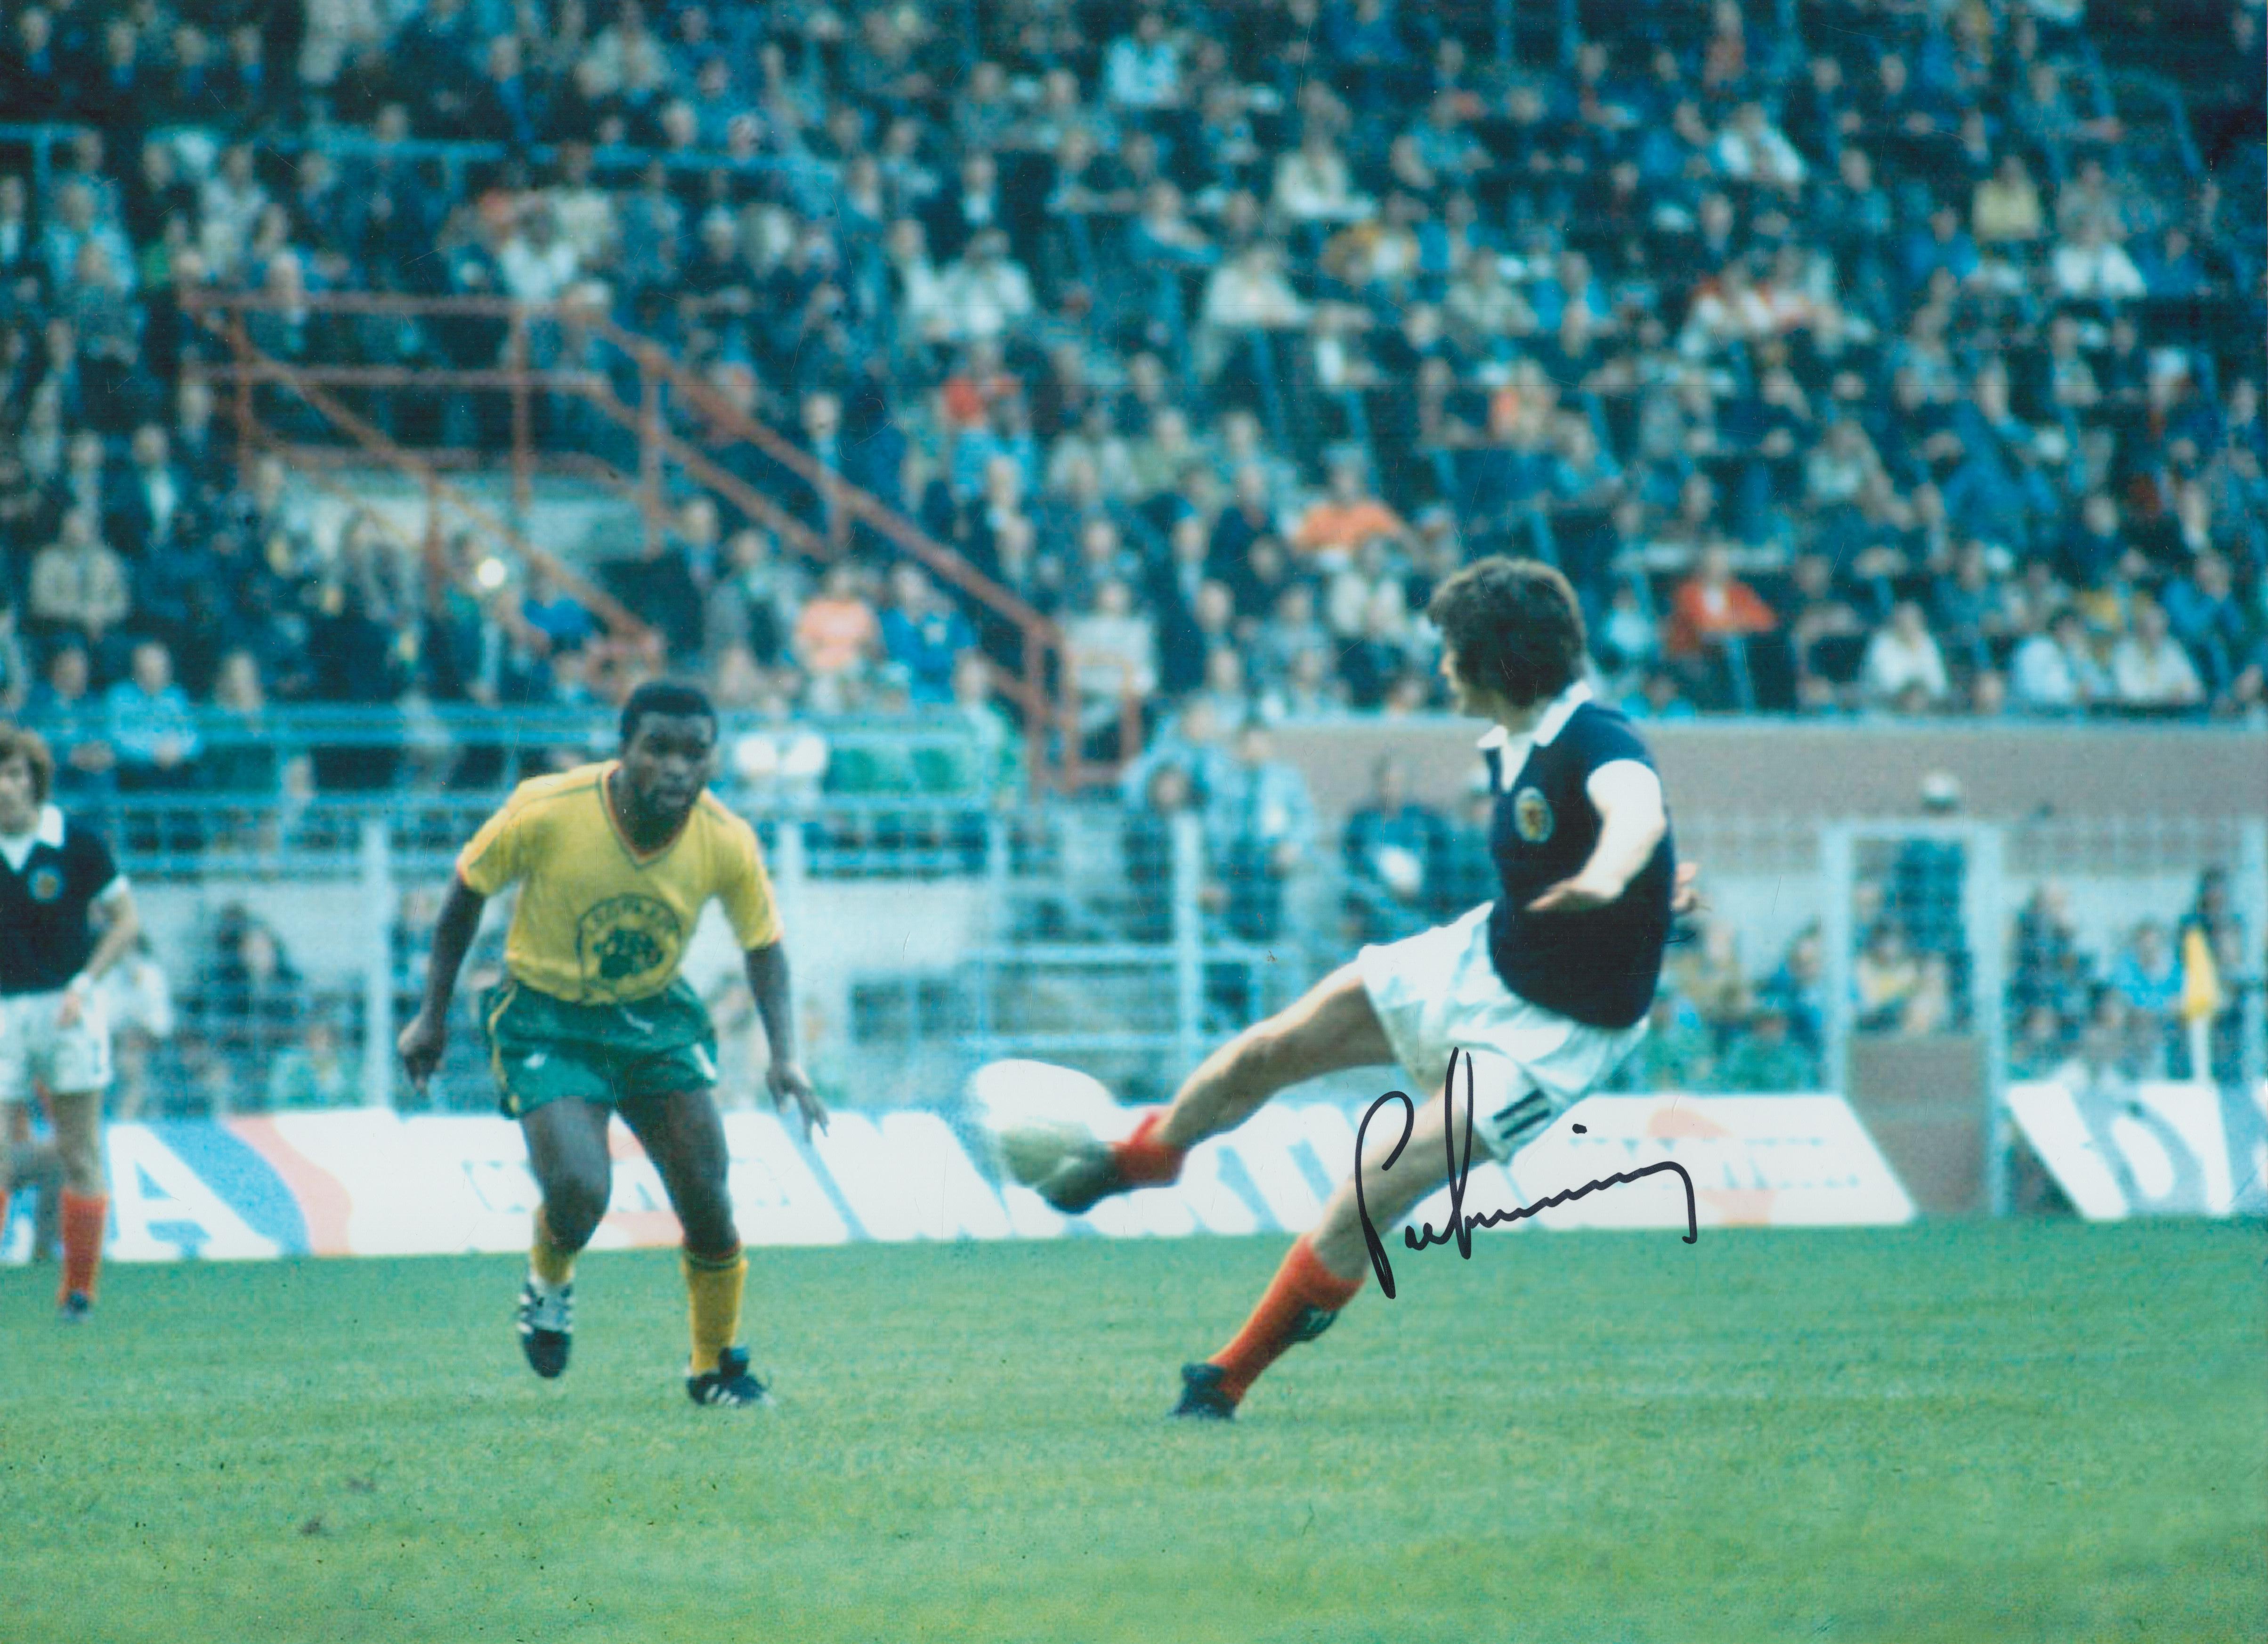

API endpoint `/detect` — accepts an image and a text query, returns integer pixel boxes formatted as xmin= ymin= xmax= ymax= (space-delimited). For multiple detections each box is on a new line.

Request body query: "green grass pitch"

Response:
xmin=2 ymin=1221 xmax=2261 ymax=1644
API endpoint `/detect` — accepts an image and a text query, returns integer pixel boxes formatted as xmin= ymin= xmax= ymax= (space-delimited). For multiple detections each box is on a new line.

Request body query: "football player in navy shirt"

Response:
xmin=1035 ymin=559 xmax=1696 ymax=1418
xmin=0 ymin=726 xmax=143 ymax=1320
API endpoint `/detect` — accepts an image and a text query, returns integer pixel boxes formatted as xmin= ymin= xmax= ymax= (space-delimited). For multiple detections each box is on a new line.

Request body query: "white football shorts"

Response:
xmin=1356 ymin=903 xmax=1648 ymax=1162
xmin=0 ymin=989 xmax=114 ymax=1105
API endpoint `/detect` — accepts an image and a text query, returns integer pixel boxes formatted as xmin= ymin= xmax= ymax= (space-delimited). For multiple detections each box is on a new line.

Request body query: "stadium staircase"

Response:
xmin=182 ymin=288 xmax=1121 ymax=797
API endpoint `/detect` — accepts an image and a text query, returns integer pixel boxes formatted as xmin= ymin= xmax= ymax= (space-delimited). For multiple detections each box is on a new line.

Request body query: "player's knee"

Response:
xmin=545 ymin=1178 xmax=609 ymax=1249
xmin=677 ymin=1169 xmax=736 ymax=1252
xmin=682 ymin=1205 xmax=737 ymax=1255
xmin=59 ymin=1143 xmax=103 ymax=1196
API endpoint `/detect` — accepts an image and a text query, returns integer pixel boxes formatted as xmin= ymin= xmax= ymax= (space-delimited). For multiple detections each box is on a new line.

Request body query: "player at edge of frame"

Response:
xmin=0 ymin=722 xmax=143 ymax=1324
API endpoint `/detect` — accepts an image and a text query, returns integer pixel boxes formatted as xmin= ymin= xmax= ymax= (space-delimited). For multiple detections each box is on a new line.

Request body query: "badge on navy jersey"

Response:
xmin=1512 ymin=786 xmax=1554 ymax=844
xmin=27 ymin=866 xmax=63 ymax=903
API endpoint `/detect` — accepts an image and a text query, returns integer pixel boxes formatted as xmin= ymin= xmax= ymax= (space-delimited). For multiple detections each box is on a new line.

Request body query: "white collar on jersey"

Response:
xmin=0 ymin=804 xmax=65 ymax=872
xmin=1474 ymin=679 xmax=1593 ymax=759
xmin=0 ymin=804 xmax=66 ymax=850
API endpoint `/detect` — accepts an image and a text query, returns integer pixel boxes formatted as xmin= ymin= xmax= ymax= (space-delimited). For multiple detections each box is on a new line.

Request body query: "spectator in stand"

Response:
xmin=27 ymin=509 xmax=130 ymax=660
xmin=2009 ymin=1001 xmax=2072 ymax=1079
xmin=1272 ymin=123 xmax=1368 ymax=227
xmin=104 ymin=638 xmax=200 ymax=793
xmin=1065 ymin=578 xmax=1157 ymax=754
xmin=1854 ymin=920 xmax=1922 ymax=1033
xmin=2176 ymin=867 xmax=2248 ymax=1080
xmin=1664 ymin=543 xmax=1777 ymax=671
xmin=263 ymin=1021 xmax=359 ymax=1111
xmin=2162 ymin=552 xmax=2252 ymax=701
xmin=1714 ymin=101 xmax=1807 ymax=192
xmin=879 ymin=563 xmax=975 ymax=706
xmin=0 ymin=606 xmax=23 ymax=716
xmin=2110 ymin=597 xmax=2206 ymax=710
xmin=1207 ymin=719 xmax=1316 ymax=943
xmin=1931 ymin=539 xmax=2016 ymax=674
xmin=2108 ymin=918 xmax=2182 ymax=1061
xmin=193 ymin=907 xmax=309 ymax=1090
xmin=1972 ymin=153 xmax=2045 ymax=249
xmin=2052 ymin=216 xmax=2146 ymax=302
xmin=936 ymin=230 xmax=1036 ymax=345
xmin=1122 ymin=761 xmax=1197 ymax=944
xmin=921 ymin=651 xmax=1023 ymax=807
xmin=1862 ymin=599 xmax=1952 ymax=709
xmin=1104 ymin=10 xmax=1183 ymax=114
xmin=1717 ymin=1004 xmax=1817 ymax=1091
xmin=22 ymin=643 xmax=115 ymax=800
xmin=2009 ymin=606 xmax=2111 ymax=714
xmin=1672 ymin=920 xmax=1755 ymax=1047
xmin=792 ymin=561 xmax=882 ymax=705
xmin=1292 ymin=453 xmax=1409 ymax=560
xmin=1341 ymin=754 xmax=1447 ymax=940
xmin=1762 ymin=926 xmax=1828 ymax=1059
xmin=203 ymin=649 xmax=281 ymax=800
xmin=1636 ymin=991 xmax=1717 ymax=1093
xmin=1621 ymin=665 xmax=1699 ymax=721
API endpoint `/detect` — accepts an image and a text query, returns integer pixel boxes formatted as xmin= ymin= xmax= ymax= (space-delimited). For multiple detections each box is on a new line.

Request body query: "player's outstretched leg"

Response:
xmin=618 ymin=1088 xmax=767 ymax=1409
xmin=517 ymin=1099 xmax=616 ymax=1378
xmin=47 ymin=1091 xmax=106 ymax=1322
xmin=1175 ymin=1077 xmax=1462 ymax=1420
xmin=1037 ymin=964 xmax=1393 ymax=1214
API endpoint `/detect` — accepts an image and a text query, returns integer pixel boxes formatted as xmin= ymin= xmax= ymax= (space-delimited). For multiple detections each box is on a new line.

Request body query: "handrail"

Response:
xmin=178 ymin=291 xmax=656 ymax=652
xmin=24 ymin=701 xmax=1004 ymax=750
xmin=0 ymin=119 xmax=837 ymax=194
xmin=582 ymin=313 xmax=1094 ymax=789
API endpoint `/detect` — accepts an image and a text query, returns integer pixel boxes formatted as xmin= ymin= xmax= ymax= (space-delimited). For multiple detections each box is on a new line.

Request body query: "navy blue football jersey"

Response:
xmin=1 ymin=806 xmax=122 ymax=995
xmin=1482 ymin=690 xmax=1676 ymax=1029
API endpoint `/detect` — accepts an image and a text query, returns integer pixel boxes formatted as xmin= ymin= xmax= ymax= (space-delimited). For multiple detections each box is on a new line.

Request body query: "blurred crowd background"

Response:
xmin=0 ymin=0 xmax=2260 ymax=1111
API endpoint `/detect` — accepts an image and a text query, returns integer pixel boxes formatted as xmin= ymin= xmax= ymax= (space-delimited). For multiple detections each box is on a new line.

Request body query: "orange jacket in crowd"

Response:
xmin=1665 ymin=572 xmax=1779 ymax=657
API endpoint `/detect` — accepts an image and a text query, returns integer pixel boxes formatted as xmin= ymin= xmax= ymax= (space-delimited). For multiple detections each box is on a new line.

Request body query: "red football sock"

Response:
xmin=1208 ymin=1234 xmax=1367 ymax=1404
xmin=0 ymin=1189 xmax=12 ymax=1247
xmin=58 ymin=1190 xmax=107 ymax=1304
xmin=1111 ymin=1109 xmax=1185 ymax=1187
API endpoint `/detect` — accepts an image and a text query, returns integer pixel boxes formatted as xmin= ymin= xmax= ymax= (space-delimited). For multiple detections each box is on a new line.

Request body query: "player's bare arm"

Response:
xmin=398 ymin=875 xmax=487 ymax=1093
xmin=56 ymin=882 xmax=139 ymax=1030
xmin=1526 ymin=761 xmax=1669 ymax=914
xmin=745 ymin=940 xmax=825 ymax=1139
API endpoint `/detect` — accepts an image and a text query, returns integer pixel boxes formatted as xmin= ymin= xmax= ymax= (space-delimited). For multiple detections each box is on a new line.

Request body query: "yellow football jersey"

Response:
xmin=455 ymin=762 xmax=782 ymax=1004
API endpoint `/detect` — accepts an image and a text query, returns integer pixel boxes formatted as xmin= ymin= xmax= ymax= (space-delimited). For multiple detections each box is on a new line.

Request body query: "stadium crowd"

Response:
xmin=0 ymin=0 xmax=2263 ymax=763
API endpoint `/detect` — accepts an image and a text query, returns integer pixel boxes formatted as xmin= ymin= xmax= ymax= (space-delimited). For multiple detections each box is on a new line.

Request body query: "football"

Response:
xmin=964 ymin=1059 xmax=1130 ymax=1189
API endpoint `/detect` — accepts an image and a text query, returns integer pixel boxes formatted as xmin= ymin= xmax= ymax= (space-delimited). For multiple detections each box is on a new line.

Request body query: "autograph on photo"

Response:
xmin=1355 ymin=1049 xmax=1699 ymax=1298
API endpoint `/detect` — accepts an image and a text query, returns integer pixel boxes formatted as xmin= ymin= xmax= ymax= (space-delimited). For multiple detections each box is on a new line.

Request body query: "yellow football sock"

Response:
xmin=530 ymin=1206 xmax=578 ymax=1289
xmin=683 ymin=1245 xmax=746 ymax=1376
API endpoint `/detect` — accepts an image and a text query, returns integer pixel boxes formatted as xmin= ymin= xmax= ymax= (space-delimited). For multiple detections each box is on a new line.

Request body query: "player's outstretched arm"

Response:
xmin=398 ymin=875 xmax=487 ymax=1094
xmin=1527 ymin=761 xmax=1670 ymax=914
xmin=744 ymin=940 xmax=826 ymax=1141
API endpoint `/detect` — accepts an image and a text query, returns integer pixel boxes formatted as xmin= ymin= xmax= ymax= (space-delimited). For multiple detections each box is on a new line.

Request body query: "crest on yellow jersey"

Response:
xmin=576 ymin=894 xmax=683 ymax=998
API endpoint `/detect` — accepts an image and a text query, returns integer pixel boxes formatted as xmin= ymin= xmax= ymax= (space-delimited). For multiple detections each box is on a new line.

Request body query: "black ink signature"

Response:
xmin=1354 ymin=1049 xmax=1698 ymax=1298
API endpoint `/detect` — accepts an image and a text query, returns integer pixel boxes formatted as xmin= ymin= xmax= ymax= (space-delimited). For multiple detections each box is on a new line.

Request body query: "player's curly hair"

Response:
xmin=619 ymin=680 xmax=719 ymax=746
xmin=1426 ymin=557 xmax=1588 ymax=708
xmin=0 ymin=724 xmax=55 ymax=804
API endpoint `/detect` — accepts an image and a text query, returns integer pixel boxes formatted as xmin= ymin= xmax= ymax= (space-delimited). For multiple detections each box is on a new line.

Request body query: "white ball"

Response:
xmin=965 ymin=1059 xmax=1127 ymax=1187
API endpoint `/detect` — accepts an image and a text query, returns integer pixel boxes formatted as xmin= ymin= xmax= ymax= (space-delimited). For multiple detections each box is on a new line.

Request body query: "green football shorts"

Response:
xmin=479 ymin=976 xmax=721 ymax=1118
